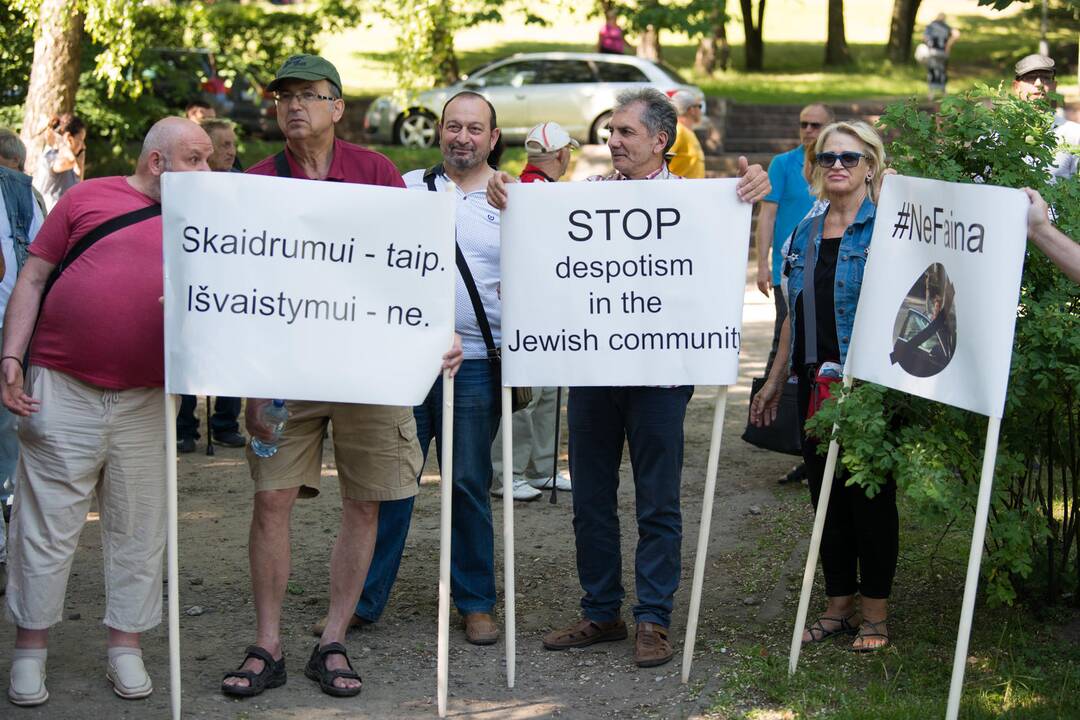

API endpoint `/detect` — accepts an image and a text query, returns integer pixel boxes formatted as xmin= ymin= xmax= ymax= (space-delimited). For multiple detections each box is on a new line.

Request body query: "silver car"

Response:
xmin=364 ymin=52 xmax=704 ymax=147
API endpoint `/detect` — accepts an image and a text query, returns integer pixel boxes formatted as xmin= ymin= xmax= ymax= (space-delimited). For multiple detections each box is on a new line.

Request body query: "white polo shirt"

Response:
xmin=403 ymin=167 xmax=501 ymax=360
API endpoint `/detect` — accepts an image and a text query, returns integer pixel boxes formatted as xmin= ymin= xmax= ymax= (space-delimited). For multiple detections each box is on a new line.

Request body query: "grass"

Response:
xmin=323 ymin=2 xmax=1078 ymax=104
xmin=702 ymin=486 xmax=1080 ymax=719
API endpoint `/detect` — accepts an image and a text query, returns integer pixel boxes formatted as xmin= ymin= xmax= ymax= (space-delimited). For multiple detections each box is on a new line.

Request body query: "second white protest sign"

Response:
xmin=500 ymin=178 xmax=751 ymax=387
xmin=162 ymin=172 xmax=456 ymax=406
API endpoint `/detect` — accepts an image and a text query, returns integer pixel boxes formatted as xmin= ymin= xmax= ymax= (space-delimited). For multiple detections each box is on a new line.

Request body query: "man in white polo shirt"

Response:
xmin=340 ymin=91 xmax=506 ymax=646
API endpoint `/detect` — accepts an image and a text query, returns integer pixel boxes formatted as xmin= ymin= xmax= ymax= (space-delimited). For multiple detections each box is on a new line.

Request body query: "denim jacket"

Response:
xmin=783 ymin=195 xmax=877 ymax=370
xmin=0 ymin=166 xmax=36 ymax=273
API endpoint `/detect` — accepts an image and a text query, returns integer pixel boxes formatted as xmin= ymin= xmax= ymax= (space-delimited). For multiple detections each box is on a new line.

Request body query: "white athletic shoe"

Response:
xmin=527 ymin=473 xmax=572 ymax=491
xmin=491 ymin=477 xmax=542 ymax=501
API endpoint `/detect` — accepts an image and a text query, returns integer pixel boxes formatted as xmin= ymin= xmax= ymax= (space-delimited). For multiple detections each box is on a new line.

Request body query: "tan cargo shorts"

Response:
xmin=247 ymin=401 xmax=422 ymax=502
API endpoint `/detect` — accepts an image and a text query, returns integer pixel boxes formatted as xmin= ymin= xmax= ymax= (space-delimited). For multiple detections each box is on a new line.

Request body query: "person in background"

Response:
xmin=1012 ymin=54 xmax=1079 ymax=182
xmin=0 ymin=131 xmax=45 ymax=600
xmin=667 ymin=91 xmax=705 ymax=179
xmin=751 ymin=120 xmax=897 ymax=653
xmin=175 ymin=118 xmax=246 ymax=453
xmin=755 ymin=102 xmax=833 ymax=485
xmin=185 ymin=100 xmax=216 ymax=124
xmin=32 ymin=114 xmax=85 ymax=213
xmin=490 ymin=121 xmax=577 ymax=501
xmin=598 ymin=8 xmax=626 ymax=55
xmin=923 ymin=13 xmax=960 ymax=98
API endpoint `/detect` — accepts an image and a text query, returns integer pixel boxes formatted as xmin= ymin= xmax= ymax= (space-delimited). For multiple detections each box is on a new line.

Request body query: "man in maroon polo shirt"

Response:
xmin=222 ymin=54 xmax=462 ymax=700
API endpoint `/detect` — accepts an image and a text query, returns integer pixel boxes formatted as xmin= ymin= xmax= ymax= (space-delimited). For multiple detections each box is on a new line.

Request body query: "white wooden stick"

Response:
xmin=681 ymin=386 xmax=729 ymax=683
xmin=789 ymin=374 xmax=853 ymax=675
xmin=501 ymin=387 xmax=516 ymax=688
xmin=164 ymin=392 xmax=181 ymax=720
xmin=437 ymin=370 xmax=454 ymax=717
xmin=945 ymin=416 xmax=1002 ymax=720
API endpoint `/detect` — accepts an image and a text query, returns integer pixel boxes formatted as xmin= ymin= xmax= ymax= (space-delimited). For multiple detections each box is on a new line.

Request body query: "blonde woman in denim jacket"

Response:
xmin=750 ymin=121 xmax=896 ymax=652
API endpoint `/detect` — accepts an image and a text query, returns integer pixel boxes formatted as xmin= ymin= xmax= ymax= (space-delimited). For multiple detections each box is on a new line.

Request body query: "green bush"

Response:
xmin=808 ymin=85 xmax=1080 ymax=607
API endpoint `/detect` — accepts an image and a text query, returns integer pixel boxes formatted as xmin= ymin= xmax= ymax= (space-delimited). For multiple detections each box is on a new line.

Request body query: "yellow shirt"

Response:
xmin=668 ymin=123 xmax=705 ymax=179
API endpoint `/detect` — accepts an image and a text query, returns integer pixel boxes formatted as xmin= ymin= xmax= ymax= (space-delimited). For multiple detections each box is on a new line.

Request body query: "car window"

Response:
xmin=475 ymin=60 xmax=546 ymax=88
xmin=539 ymin=60 xmax=596 ymax=84
xmin=594 ymin=61 xmax=650 ymax=83
xmin=655 ymin=61 xmax=689 ymax=84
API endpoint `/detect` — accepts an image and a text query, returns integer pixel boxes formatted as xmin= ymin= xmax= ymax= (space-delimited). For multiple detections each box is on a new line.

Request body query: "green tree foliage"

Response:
xmin=808 ymin=86 xmax=1080 ymax=607
xmin=1 ymin=1 xmax=357 ymax=157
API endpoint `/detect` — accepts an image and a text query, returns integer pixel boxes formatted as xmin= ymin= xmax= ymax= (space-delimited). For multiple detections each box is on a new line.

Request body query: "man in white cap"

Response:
xmin=490 ymin=122 xmax=577 ymax=501
xmin=1012 ymin=53 xmax=1079 ymax=181
xmin=668 ymin=90 xmax=705 ymax=179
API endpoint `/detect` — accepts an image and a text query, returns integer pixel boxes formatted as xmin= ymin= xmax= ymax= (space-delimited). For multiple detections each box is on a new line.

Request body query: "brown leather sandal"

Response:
xmin=542 ymin=618 xmax=627 ymax=650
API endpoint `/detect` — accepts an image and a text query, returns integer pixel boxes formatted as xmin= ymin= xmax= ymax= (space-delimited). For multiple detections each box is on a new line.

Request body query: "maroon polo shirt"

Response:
xmin=247 ymin=137 xmax=406 ymax=188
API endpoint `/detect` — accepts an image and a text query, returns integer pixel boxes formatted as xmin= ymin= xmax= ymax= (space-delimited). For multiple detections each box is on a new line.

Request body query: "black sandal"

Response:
xmin=304 ymin=642 xmax=362 ymax=697
xmin=851 ymin=618 xmax=890 ymax=652
xmin=802 ymin=612 xmax=860 ymax=644
xmin=221 ymin=645 xmax=286 ymax=697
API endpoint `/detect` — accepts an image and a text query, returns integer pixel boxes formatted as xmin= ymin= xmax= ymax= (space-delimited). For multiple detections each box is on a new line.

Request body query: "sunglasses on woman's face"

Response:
xmin=816 ymin=151 xmax=864 ymax=169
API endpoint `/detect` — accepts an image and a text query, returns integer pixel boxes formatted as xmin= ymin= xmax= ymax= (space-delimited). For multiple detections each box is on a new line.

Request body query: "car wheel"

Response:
xmin=590 ymin=111 xmax=613 ymax=145
xmin=395 ymin=110 xmax=438 ymax=147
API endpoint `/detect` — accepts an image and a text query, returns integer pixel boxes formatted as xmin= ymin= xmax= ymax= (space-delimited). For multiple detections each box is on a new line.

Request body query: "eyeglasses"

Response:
xmin=800 ymin=121 xmax=824 ymax=130
xmin=273 ymin=91 xmax=338 ymax=107
xmin=1016 ymin=72 xmax=1054 ymax=85
xmin=816 ymin=151 xmax=864 ymax=169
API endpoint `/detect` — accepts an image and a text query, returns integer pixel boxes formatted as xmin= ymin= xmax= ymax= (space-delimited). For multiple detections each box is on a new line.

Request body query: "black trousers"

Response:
xmin=176 ymin=395 xmax=241 ymax=441
xmin=797 ymin=375 xmax=898 ymax=599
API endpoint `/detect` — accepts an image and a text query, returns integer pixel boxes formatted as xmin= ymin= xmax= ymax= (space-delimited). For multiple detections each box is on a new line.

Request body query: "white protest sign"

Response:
xmin=500 ymin=179 xmax=751 ymax=387
xmin=846 ymin=175 xmax=1028 ymax=418
xmin=162 ymin=172 xmax=456 ymax=406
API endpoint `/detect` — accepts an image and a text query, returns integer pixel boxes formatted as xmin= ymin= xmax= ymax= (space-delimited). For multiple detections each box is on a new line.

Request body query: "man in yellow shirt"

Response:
xmin=668 ymin=90 xmax=705 ymax=178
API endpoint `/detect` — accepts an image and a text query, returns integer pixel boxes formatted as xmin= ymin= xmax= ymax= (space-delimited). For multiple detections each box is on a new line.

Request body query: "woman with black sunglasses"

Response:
xmin=750 ymin=120 xmax=896 ymax=652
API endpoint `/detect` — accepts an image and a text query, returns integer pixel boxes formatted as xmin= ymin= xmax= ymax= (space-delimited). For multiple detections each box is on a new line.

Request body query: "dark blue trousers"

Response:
xmin=567 ymin=385 xmax=692 ymax=628
xmin=355 ymin=360 xmax=500 ymax=620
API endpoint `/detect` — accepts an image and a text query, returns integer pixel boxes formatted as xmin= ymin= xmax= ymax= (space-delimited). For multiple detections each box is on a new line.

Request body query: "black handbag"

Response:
xmin=741 ymin=376 xmax=802 ymax=456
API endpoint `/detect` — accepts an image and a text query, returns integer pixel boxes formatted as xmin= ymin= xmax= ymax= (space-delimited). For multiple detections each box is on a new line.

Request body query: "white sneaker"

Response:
xmin=527 ymin=473 xmax=572 ymax=491
xmin=491 ymin=477 xmax=542 ymax=501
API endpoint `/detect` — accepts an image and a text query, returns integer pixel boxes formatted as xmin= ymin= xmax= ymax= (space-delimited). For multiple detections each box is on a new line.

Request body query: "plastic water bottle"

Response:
xmin=250 ymin=399 xmax=289 ymax=458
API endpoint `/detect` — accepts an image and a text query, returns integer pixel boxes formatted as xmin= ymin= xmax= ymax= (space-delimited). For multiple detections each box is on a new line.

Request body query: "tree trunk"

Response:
xmin=431 ymin=0 xmax=460 ymax=84
xmin=20 ymin=0 xmax=84 ymax=174
xmin=637 ymin=25 xmax=662 ymax=62
xmin=695 ymin=37 xmax=717 ymax=75
xmin=694 ymin=2 xmax=729 ymax=75
xmin=885 ymin=0 xmax=923 ymax=65
xmin=739 ymin=0 xmax=765 ymax=71
xmin=824 ymin=0 xmax=852 ymax=66
xmin=717 ymin=16 xmax=731 ymax=71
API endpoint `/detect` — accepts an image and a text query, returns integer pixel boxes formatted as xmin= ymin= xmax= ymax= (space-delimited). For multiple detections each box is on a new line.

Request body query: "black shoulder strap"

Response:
xmin=455 ymin=246 xmax=499 ymax=361
xmin=801 ymin=213 xmax=823 ymax=368
xmin=273 ymin=150 xmax=291 ymax=178
xmin=422 ymin=164 xmax=499 ymax=361
xmin=41 ymin=203 xmax=162 ymax=300
xmin=423 ymin=163 xmax=444 ymax=192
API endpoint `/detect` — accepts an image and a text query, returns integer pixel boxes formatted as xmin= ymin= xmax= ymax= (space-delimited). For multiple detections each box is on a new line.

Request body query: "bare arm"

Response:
xmin=755 ymin=201 xmax=778 ymax=296
xmin=749 ymin=315 xmax=791 ymax=427
xmin=1025 ymin=187 xmax=1080 ymax=283
xmin=50 ymin=145 xmax=79 ymax=175
xmin=735 ymin=156 xmax=771 ymax=204
xmin=1 ymin=255 xmax=56 ymax=415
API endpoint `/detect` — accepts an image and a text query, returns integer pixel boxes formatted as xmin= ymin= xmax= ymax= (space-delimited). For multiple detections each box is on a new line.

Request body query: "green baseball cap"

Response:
xmin=267 ymin=54 xmax=342 ymax=94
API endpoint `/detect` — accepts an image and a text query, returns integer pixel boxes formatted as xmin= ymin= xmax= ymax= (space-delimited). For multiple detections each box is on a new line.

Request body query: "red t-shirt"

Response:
xmin=247 ymin=138 xmax=405 ymax=188
xmin=29 ymin=176 xmax=164 ymax=390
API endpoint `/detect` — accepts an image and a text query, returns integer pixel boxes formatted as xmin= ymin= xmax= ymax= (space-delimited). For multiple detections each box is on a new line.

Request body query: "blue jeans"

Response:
xmin=567 ymin=385 xmax=693 ymax=628
xmin=356 ymin=359 xmax=500 ymax=619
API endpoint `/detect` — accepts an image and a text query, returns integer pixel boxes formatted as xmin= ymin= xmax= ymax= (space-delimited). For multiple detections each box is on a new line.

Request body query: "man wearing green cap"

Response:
xmin=221 ymin=53 xmax=462 ymax=700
